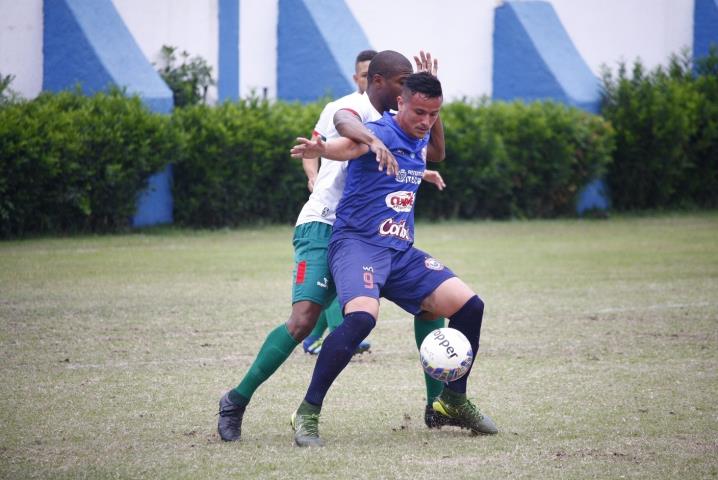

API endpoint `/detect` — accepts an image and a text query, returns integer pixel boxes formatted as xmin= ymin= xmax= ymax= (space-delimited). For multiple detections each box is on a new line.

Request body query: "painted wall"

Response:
xmin=240 ymin=0 xmax=278 ymax=98
xmin=346 ymin=0 xmax=495 ymax=100
xmin=0 ymin=0 xmax=43 ymax=99
xmin=550 ymin=0 xmax=694 ymax=76
xmin=0 ymin=0 xmax=701 ymax=102
xmin=112 ymin=0 xmax=220 ymax=104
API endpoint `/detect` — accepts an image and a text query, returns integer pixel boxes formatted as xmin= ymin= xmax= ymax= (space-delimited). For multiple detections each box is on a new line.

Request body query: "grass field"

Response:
xmin=1 ymin=213 xmax=717 ymax=479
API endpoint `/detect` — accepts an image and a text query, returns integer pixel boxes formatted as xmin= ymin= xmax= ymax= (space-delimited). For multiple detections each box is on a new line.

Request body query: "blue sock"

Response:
xmin=445 ymin=295 xmax=484 ymax=394
xmin=304 ymin=311 xmax=376 ymax=407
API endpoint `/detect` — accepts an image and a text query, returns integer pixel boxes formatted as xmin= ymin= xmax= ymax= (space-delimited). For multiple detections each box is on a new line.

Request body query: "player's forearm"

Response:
xmin=322 ymin=137 xmax=367 ymax=161
xmin=333 ymin=110 xmax=379 ymax=148
xmin=302 ymin=157 xmax=319 ymax=182
xmin=426 ymin=115 xmax=446 ymax=162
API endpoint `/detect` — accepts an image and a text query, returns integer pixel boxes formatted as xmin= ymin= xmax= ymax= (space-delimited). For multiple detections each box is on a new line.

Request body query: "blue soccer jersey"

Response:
xmin=330 ymin=112 xmax=429 ymax=252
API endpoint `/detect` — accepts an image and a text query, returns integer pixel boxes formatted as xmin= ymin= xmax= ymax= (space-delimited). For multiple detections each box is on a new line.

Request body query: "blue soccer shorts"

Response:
xmin=327 ymin=237 xmax=455 ymax=316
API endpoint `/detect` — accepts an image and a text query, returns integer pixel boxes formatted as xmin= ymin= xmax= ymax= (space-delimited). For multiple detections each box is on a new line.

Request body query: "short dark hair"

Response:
xmin=367 ymin=50 xmax=413 ymax=83
xmin=355 ymin=49 xmax=377 ymax=64
xmin=402 ymin=72 xmax=443 ymax=99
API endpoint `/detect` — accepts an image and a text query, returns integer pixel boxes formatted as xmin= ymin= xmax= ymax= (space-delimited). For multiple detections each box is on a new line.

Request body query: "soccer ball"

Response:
xmin=419 ymin=328 xmax=473 ymax=382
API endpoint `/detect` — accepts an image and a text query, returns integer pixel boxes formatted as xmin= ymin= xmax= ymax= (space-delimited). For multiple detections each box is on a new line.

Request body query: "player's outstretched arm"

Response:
xmin=413 ymin=51 xmax=446 ymax=162
xmin=301 ymin=133 xmax=322 ymax=192
xmin=333 ymin=110 xmax=399 ymax=176
xmin=291 ymin=136 xmax=369 ymax=162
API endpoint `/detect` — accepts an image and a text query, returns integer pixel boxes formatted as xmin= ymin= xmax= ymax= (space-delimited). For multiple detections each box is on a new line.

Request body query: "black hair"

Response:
xmin=355 ymin=49 xmax=377 ymax=64
xmin=367 ymin=50 xmax=413 ymax=83
xmin=402 ymin=71 xmax=443 ymax=99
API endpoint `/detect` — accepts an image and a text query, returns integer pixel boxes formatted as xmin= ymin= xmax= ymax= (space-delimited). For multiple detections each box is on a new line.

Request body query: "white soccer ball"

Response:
xmin=419 ymin=327 xmax=473 ymax=382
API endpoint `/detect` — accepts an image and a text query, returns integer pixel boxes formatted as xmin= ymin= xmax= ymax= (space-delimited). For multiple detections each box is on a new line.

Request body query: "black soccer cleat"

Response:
xmin=218 ymin=392 xmax=246 ymax=441
xmin=424 ymin=404 xmax=463 ymax=429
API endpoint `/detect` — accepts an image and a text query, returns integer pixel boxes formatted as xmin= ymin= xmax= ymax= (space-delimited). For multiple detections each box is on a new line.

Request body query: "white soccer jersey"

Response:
xmin=295 ymin=92 xmax=381 ymax=226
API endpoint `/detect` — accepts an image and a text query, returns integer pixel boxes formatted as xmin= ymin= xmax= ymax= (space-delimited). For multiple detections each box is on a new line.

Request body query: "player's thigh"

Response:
xmin=382 ymin=248 xmax=455 ymax=316
xmin=292 ymin=222 xmax=336 ymax=307
xmin=420 ymin=277 xmax=476 ymax=318
xmin=328 ymin=238 xmax=389 ymax=314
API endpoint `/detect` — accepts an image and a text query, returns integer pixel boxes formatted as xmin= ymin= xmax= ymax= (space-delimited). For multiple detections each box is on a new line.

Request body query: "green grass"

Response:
xmin=1 ymin=213 xmax=717 ymax=479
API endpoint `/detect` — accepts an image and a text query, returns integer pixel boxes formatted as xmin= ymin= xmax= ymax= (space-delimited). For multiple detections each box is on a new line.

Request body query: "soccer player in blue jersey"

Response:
xmin=217 ymin=51 xmax=450 ymax=442
xmin=289 ymin=72 xmax=498 ymax=446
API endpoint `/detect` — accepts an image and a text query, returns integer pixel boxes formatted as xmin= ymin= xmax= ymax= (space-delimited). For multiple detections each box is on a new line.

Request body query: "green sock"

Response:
xmin=309 ymin=309 xmax=328 ymax=339
xmin=230 ymin=323 xmax=299 ymax=406
xmin=297 ymin=399 xmax=322 ymax=415
xmin=440 ymin=386 xmax=467 ymax=406
xmin=414 ymin=315 xmax=446 ymax=405
xmin=324 ymin=297 xmax=344 ymax=331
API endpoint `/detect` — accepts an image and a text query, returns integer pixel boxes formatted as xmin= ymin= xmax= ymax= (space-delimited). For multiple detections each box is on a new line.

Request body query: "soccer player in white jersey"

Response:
xmin=300 ymin=50 xmax=377 ymax=356
xmin=218 ymin=50 xmax=449 ymax=442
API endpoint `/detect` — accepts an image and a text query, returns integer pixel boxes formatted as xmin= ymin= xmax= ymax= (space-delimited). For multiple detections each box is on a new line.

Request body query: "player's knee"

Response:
xmin=450 ymin=295 xmax=484 ymax=328
xmin=344 ymin=311 xmax=376 ymax=337
xmin=287 ymin=302 xmax=323 ymax=340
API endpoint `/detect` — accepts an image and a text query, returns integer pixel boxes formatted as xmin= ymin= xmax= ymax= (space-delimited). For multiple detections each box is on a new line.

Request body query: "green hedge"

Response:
xmin=600 ymin=49 xmax=718 ymax=209
xmin=416 ymin=100 xmax=614 ymax=219
xmin=0 ymin=90 xmax=615 ymax=237
xmin=171 ymin=97 xmax=322 ymax=227
xmin=0 ymin=89 xmax=178 ymax=236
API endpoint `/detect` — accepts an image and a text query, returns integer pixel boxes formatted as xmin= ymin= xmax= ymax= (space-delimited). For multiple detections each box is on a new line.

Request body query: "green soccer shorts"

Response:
xmin=291 ymin=221 xmax=337 ymax=306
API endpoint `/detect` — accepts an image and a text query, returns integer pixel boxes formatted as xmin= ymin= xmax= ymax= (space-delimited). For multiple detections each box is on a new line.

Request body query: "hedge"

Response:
xmin=416 ymin=100 xmax=614 ymax=219
xmin=0 ymin=89 xmax=178 ymax=236
xmin=600 ymin=48 xmax=718 ymax=209
xmin=171 ymin=97 xmax=323 ymax=227
xmin=2 ymin=90 xmax=616 ymax=236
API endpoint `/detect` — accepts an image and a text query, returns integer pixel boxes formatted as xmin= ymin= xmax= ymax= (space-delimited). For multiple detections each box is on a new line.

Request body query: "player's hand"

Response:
xmin=291 ymin=136 xmax=325 ymax=159
xmin=423 ymin=169 xmax=446 ymax=191
xmin=414 ymin=50 xmax=438 ymax=76
xmin=369 ymin=137 xmax=399 ymax=176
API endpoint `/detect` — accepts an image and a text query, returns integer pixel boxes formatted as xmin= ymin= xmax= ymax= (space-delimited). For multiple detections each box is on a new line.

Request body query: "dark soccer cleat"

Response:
xmin=291 ymin=409 xmax=324 ymax=447
xmin=432 ymin=397 xmax=498 ymax=435
xmin=424 ymin=404 xmax=462 ymax=429
xmin=218 ymin=392 xmax=246 ymax=441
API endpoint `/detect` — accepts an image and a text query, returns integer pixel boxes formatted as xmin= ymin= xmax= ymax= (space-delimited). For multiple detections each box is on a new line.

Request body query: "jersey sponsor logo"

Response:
xmin=321 ymin=207 xmax=330 ymax=217
xmin=424 ymin=257 xmax=445 ymax=271
xmin=395 ymin=169 xmax=423 ymax=185
xmin=379 ymin=218 xmax=412 ymax=242
xmin=385 ymin=191 xmax=415 ymax=212
xmin=362 ymin=265 xmax=374 ymax=272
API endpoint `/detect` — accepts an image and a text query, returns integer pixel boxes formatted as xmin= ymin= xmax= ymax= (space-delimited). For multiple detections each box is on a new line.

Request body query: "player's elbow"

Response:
xmin=427 ymin=147 xmax=446 ymax=163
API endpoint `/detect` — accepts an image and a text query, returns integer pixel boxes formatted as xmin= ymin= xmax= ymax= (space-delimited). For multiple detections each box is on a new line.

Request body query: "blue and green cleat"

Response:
xmin=302 ymin=335 xmax=323 ymax=355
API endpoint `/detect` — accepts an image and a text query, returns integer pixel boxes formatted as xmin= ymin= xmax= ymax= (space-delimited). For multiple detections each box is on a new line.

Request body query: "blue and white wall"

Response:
xmin=0 ymin=0 xmax=706 ymax=103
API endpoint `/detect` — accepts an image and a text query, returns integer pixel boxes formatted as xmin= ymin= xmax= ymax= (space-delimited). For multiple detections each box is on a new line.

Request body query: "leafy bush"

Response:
xmin=416 ymin=100 xmax=614 ymax=219
xmin=0 ymin=89 xmax=178 ymax=237
xmin=0 ymin=72 xmax=19 ymax=106
xmin=1 ymin=90 xmax=616 ymax=236
xmin=600 ymin=48 xmax=718 ymax=209
xmin=171 ymin=96 xmax=323 ymax=227
xmin=156 ymin=45 xmax=215 ymax=108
